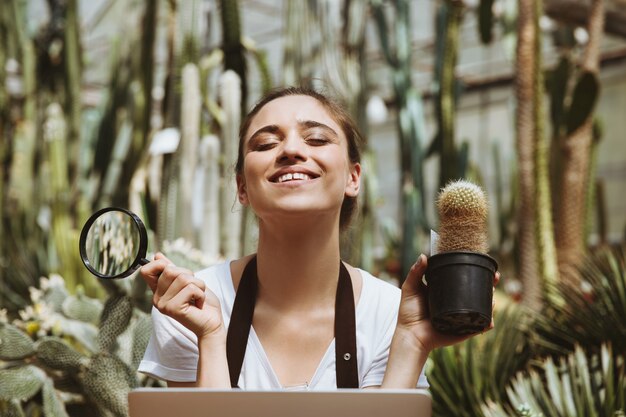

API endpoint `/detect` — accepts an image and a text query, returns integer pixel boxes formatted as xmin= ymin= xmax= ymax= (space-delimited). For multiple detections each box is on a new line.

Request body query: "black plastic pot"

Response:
xmin=426 ymin=251 xmax=498 ymax=336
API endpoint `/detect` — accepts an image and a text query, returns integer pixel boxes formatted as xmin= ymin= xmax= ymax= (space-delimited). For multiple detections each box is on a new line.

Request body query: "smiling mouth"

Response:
xmin=274 ymin=172 xmax=312 ymax=183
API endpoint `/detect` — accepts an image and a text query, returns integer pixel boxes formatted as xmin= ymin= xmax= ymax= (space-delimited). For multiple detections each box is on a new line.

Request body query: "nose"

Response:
xmin=277 ymin=130 xmax=307 ymax=163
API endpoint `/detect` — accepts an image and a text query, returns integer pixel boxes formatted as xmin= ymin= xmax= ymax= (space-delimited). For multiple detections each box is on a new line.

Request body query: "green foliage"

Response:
xmin=431 ymin=246 xmax=626 ymax=415
xmin=482 ymin=344 xmax=625 ymax=417
xmin=428 ymin=306 xmax=533 ymax=416
xmin=536 ymin=245 xmax=626 ymax=355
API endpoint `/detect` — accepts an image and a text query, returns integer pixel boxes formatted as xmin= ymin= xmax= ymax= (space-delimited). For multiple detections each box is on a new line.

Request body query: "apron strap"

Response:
xmin=335 ymin=261 xmax=359 ymax=388
xmin=226 ymin=257 xmax=258 ymax=388
xmin=225 ymin=256 xmax=359 ymax=388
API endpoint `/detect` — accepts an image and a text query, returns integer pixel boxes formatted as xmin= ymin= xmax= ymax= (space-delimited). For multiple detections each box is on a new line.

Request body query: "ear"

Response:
xmin=345 ymin=162 xmax=361 ymax=198
xmin=236 ymin=174 xmax=249 ymax=205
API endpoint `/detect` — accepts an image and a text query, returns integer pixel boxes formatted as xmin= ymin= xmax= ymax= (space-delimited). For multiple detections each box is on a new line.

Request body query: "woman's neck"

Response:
xmin=254 ymin=217 xmax=342 ymax=312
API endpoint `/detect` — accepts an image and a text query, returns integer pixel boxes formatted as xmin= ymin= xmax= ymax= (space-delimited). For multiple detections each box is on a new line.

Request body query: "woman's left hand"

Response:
xmin=396 ymin=254 xmax=501 ymax=354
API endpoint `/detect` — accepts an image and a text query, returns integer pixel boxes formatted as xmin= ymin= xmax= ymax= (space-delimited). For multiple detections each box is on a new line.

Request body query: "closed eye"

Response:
xmin=305 ymin=137 xmax=331 ymax=145
xmin=255 ymin=141 xmax=278 ymax=151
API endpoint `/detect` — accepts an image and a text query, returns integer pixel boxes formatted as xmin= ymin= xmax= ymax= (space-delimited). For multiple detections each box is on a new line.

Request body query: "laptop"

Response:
xmin=128 ymin=388 xmax=432 ymax=417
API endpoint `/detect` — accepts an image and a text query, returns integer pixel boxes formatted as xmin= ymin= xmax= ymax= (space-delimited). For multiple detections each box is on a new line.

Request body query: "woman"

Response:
xmin=138 ymin=86 xmax=499 ymax=389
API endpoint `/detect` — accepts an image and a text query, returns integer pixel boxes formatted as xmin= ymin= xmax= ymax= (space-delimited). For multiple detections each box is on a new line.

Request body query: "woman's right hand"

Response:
xmin=140 ymin=253 xmax=225 ymax=340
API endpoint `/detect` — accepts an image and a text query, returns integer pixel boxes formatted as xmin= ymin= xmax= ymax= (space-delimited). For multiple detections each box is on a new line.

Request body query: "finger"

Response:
xmin=401 ymin=254 xmax=428 ymax=297
xmin=156 ymin=265 xmax=204 ymax=301
xmin=494 ymin=271 xmax=501 ymax=286
xmin=154 ymin=252 xmax=174 ymax=264
xmin=140 ymin=258 xmax=173 ymax=292
xmin=157 ymin=282 xmax=206 ymax=317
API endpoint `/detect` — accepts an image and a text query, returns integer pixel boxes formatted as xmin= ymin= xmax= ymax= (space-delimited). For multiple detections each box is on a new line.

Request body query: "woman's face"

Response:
xmin=237 ymin=95 xmax=361 ymax=226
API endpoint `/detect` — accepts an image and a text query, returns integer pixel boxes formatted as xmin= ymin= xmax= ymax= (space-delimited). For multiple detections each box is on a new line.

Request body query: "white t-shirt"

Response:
xmin=138 ymin=261 xmax=429 ymax=390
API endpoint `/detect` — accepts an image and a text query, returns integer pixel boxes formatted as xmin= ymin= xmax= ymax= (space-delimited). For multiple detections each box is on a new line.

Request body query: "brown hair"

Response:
xmin=235 ymin=86 xmax=363 ymax=229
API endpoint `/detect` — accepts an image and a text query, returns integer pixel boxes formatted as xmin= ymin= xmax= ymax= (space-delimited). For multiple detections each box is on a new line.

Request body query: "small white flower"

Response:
xmin=574 ymin=27 xmax=589 ymax=45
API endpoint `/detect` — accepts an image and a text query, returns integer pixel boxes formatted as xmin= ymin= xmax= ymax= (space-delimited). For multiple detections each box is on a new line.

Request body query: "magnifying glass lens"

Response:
xmin=79 ymin=208 xmax=148 ymax=279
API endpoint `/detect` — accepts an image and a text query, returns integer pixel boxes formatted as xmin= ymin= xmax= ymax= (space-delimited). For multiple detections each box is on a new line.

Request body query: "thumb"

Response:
xmin=139 ymin=252 xmax=176 ymax=293
xmin=401 ymin=254 xmax=428 ymax=298
xmin=154 ymin=252 xmax=174 ymax=265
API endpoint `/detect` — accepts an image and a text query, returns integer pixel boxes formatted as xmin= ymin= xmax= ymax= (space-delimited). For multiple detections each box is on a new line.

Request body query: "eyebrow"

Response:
xmin=298 ymin=120 xmax=338 ymax=137
xmin=248 ymin=125 xmax=281 ymax=144
xmin=247 ymin=120 xmax=339 ymax=147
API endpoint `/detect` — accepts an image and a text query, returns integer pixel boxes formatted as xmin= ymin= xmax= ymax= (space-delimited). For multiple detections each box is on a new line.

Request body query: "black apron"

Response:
xmin=225 ymin=256 xmax=358 ymax=388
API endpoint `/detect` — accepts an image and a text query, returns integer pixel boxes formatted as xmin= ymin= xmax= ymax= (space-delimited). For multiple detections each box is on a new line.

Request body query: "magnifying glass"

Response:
xmin=79 ymin=207 xmax=149 ymax=279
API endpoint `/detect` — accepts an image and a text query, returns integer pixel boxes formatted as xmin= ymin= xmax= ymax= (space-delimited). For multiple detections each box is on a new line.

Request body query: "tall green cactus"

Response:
xmin=372 ymin=0 xmax=430 ymax=279
xmin=220 ymin=0 xmax=247 ymax=114
xmin=532 ymin=0 xmax=559 ymax=293
xmin=554 ymin=0 xmax=604 ymax=285
xmin=434 ymin=1 xmax=464 ymax=188
xmin=199 ymin=135 xmax=221 ymax=259
xmin=45 ymin=103 xmax=81 ymax=292
xmin=64 ymin=0 xmax=82 ymax=177
xmin=220 ymin=70 xmax=243 ymax=260
xmin=178 ymin=63 xmax=202 ymax=242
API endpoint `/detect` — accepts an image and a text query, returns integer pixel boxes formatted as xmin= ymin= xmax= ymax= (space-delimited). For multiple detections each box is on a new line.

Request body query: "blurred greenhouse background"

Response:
xmin=1 ymin=0 xmax=625 ymax=416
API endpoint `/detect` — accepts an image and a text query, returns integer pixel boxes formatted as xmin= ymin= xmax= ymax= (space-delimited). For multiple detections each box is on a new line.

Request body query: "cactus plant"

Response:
xmin=98 ymin=294 xmax=133 ymax=353
xmin=81 ymin=353 xmax=138 ymax=417
xmin=0 ymin=323 xmax=36 ymax=360
xmin=178 ymin=63 xmax=202 ymax=243
xmin=220 ymin=70 xmax=243 ymax=260
xmin=436 ymin=180 xmax=490 ymax=253
xmin=428 ymin=180 xmax=497 ymax=334
xmin=61 ymin=289 xmax=103 ymax=325
xmin=0 ymin=274 xmax=155 ymax=415
xmin=371 ymin=0 xmax=430 ymax=279
xmin=433 ymin=1 xmax=465 ymax=188
xmin=198 ymin=135 xmax=222 ymax=259
xmin=0 ymin=366 xmax=46 ymax=402
xmin=35 ymin=337 xmax=88 ymax=372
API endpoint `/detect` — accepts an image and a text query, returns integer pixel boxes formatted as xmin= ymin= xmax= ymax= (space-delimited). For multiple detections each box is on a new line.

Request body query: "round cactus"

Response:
xmin=436 ymin=180 xmax=489 ymax=253
xmin=42 ymin=379 xmax=70 ymax=417
xmin=131 ymin=313 xmax=152 ymax=369
xmin=0 ymin=323 xmax=36 ymax=361
xmin=0 ymin=365 xmax=46 ymax=402
xmin=81 ymin=353 xmax=138 ymax=417
xmin=97 ymin=295 xmax=133 ymax=353
xmin=62 ymin=290 xmax=103 ymax=325
xmin=41 ymin=278 xmax=70 ymax=313
xmin=35 ymin=337 xmax=88 ymax=372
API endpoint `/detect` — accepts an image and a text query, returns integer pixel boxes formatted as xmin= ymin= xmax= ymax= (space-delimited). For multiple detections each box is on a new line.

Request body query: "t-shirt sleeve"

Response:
xmin=359 ymin=277 xmax=429 ymax=389
xmin=360 ymin=315 xmax=430 ymax=388
xmin=138 ymin=306 xmax=200 ymax=382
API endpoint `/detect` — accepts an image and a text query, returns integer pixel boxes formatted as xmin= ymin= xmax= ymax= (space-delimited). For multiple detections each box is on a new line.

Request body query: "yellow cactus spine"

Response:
xmin=437 ymin=180 xmax=489 ymax=253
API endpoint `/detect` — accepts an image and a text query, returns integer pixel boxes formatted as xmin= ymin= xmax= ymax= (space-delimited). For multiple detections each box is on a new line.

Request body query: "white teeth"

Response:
xmin=277 ymin=172 xmax=311 ymax=183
